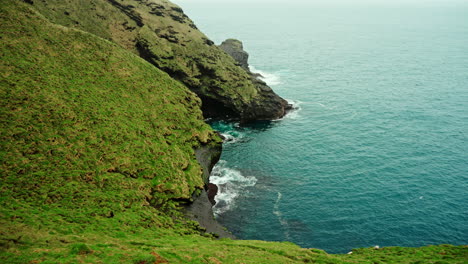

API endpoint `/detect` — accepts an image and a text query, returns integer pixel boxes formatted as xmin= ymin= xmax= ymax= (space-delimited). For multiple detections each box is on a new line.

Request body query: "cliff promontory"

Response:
xmin=29 ymin=0 xmax=289 ymax=122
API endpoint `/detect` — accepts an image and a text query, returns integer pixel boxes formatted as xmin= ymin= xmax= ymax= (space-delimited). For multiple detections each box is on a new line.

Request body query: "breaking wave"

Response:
xmin=220 ymin=130 xmax=245 ymax=144
xmin=210 ymin=160 xmax=257 ymax=216
xmin=249 ymin=65 xmax=282 ymax=86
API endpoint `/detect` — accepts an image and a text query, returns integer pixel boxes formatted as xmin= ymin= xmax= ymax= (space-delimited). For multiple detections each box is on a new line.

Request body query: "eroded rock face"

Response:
xmin=207 ymin=183 xmax=218 ymax=206
xmin=182 ymin=142 xmax=235 ymax=239
xmin=219 ymin=39 xmax=249 ymax=71
xmin=219 ymin=38 xmax=292 ymax=122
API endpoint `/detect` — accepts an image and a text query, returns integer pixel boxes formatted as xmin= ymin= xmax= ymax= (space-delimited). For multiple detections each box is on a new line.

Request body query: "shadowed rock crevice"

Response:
xmin=106 ymin=0 xmax=144 ymax=27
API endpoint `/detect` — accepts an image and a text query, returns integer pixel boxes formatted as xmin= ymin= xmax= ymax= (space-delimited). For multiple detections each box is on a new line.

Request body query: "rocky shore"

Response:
xmin=182 ymin=142 xmax=235 ymax=238
xmin=182 ymin=38 xmax=293 ymax=238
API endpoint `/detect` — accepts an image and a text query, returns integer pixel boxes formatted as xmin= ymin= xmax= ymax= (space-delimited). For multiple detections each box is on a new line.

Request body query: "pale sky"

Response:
xmin=172 ymin=0 xmax=465 ymax=5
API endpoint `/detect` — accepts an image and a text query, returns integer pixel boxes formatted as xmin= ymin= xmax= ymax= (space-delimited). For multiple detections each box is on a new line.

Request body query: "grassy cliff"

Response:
xmin=0 ymin=1 xmax=466 ymax=263
xmin=28 ymin=0 xmax=289 ymax=122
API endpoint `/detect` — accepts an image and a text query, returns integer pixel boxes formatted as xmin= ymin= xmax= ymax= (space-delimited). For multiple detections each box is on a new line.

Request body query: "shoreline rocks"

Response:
xmin=218 ymin=38 xmax=292 ymax=123
xmin=219 ymin=39 xmax=250 ymax=71
xmin=182 ymin=142 xmax=235 ymax=239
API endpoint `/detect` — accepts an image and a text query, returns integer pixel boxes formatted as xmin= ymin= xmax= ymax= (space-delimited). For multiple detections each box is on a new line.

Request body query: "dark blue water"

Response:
xmin=176 ymin=1 xmax=468 ymax=253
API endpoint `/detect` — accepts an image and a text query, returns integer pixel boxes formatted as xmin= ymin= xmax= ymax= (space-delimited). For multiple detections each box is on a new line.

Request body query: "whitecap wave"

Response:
xmin=220 ymin=130 xmax=245 ymax=144
xmin=210 ymin=160 xmax=257 ymax=216
xmin=273 ymin=99 xmax=303 ymax=121
xmin=249 ymin=65 xmax=282 ymax=86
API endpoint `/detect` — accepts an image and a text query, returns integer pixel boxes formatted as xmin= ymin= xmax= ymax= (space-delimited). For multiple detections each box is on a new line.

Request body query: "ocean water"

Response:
xmin=177 ymin=1 xmax=468 ymax=253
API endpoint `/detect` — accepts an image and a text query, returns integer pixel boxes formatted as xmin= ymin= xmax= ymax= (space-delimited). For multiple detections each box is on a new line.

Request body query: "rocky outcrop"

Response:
xmin=181 ymin=142 xmax=235 ymax=239
xmin=29 ymin=0 xmax=289 ymax=123
xmin=219 ymin=38 xmax=293 ymax=121
xmin=207 ymin=183 xmax=218 ymax=206
xmin=219 ymin=39 xmax=249 ymax=71
xmin=194 ymin=144 xmax=222 ymax=186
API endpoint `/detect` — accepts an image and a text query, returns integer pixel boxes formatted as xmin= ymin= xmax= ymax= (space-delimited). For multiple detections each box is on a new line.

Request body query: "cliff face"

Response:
xmin=219 ymin=38 xmax=293 ymax=121
xmin=219 ymin=39 xmax=250 ymax=71
xmin=28 ymin=0 xmax=289 ymax=122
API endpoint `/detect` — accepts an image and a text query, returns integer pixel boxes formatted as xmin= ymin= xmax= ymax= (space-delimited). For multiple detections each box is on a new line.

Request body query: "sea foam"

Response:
xmin=272 ymin=99 xmax=303 ymax=121
xmin=220 ymin=130 xmax=245 ymax=144
xmin=249 ymin=65 xmax=282 ymax=86
xmin=210 ymin=160 xmax=257 ymax=216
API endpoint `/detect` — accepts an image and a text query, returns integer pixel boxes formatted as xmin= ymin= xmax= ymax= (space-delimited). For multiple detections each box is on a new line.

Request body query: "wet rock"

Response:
xmin=207 ymin=183 xmax=218 ymax=206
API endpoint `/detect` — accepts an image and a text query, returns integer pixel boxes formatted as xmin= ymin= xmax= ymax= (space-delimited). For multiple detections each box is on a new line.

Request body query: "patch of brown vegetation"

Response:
xmin=109 ymin=21 xmax=137 ymax=51
xmin=151 ymin=252 xmax=169 ymax=264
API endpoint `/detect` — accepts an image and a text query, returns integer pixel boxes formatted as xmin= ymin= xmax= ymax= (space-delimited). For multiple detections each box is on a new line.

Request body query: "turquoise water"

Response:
xmin=178 ymin=2 xmax=468 ymax=253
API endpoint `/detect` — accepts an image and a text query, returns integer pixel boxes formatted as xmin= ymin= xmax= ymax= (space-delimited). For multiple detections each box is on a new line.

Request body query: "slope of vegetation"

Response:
xmin=0 ymin=1 xmax=466 ymax=263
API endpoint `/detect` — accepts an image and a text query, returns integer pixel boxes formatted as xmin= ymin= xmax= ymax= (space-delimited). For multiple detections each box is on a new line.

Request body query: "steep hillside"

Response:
xmin=27 ymin=0 xmax=289 ymax=122
xmin=0 ymin=0 xmax=220 ymax=260
xmin=1 ymin=1 xmax=467 ymax=263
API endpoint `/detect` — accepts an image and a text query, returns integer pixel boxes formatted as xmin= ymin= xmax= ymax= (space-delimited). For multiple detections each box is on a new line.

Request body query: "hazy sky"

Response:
xmin=172 ymin=0 xmax=465 ymax=5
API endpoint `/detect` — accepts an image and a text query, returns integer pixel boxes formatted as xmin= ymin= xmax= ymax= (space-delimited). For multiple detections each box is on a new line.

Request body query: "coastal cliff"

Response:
xmin=0 ymin=1 xmax=466 ymax=263
xmin=28 ymin=0 xmax=289 ymax=122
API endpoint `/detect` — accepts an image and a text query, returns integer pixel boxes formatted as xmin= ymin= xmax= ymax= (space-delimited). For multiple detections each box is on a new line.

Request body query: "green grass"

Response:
xmin=0 ymin=1 xmax=466 ymax=263
xmin=1 ymin=0 xmax=220 ymax=256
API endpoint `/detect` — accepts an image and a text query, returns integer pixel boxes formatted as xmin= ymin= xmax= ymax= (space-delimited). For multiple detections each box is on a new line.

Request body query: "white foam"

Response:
xmin=273 ymin=192 xmax=283 ymax=217
xmin=220 ymin=130 xmax=245 ymax=144
xmin=273 ymin=99 xmax=303 ymax=121
xmin=273 ymin=192 xmax=291 ymax=240
xmin=210 ymin=160 xmax=257 ymax=216
xmin=249 ymin=65 xmax=282 ymax=86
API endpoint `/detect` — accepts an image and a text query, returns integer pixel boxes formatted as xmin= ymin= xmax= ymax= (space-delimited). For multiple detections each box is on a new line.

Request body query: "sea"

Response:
xmin=175 ymin=1 xmax=468 ymax=253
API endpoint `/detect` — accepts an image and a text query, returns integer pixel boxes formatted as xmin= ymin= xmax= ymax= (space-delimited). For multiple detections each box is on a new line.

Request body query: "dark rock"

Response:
xmin=188 ymin=23 xmax=198 ymax=30
xmin=207 ymin=183 xmax=218 ymax=206
xmin=202 ymin=37 xmax=214 ymax=46
xmin=219 ymin=39 xmax=249 ymax=71
xmin=243 ymin=91 xmax=290 ymax=123
xmin=219 ymin=38 xmax=291 ymax=123
xmin=182 ymin=142 xmax=235 ymax=239
xmin=170 ymin=13 xmax=185 ymax=23
xmin=171 ymin=7 xmax=184 ymax=13
xmin=251 ymin=72 xmax=264 ymax=79
xmin=183 ymin=190 xmax=234 ymax=239
xmin=40 ymin=0 xmax=288 ymax=123
xmin=149 ymin=10 xmax=164 ymax=17
xmin=107 ymin=0 xmax=144 ymax=27
xmin=194 ymin=144 xmax=221 ymax=185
